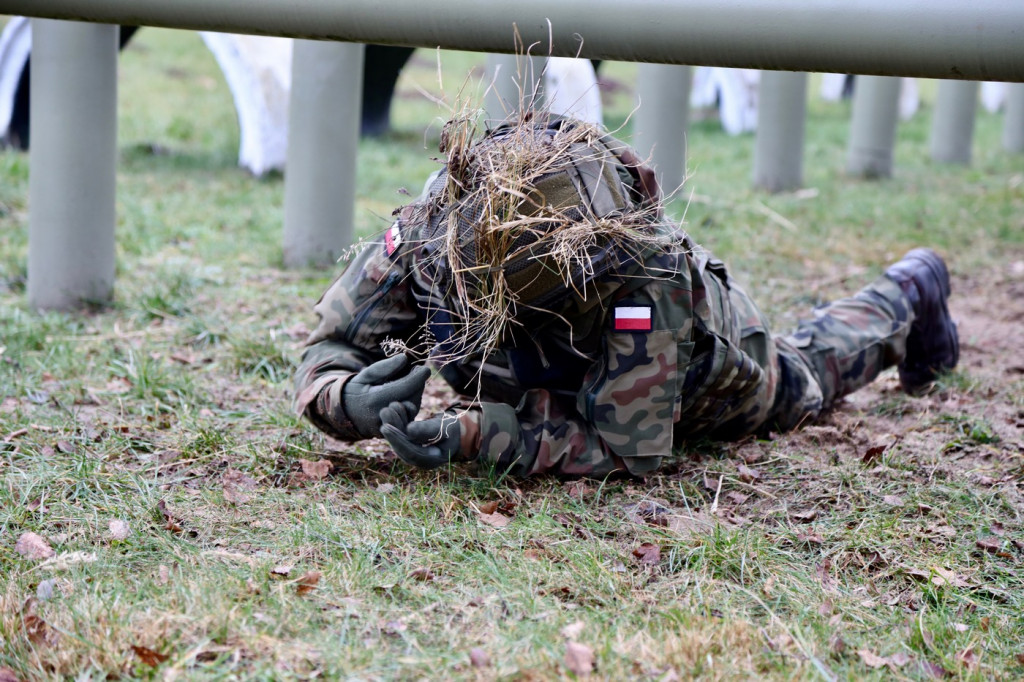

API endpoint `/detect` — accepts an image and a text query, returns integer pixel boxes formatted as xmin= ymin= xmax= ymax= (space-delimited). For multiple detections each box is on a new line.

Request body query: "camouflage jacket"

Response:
xmin=295 ymin=204 xmax=775 ymax=478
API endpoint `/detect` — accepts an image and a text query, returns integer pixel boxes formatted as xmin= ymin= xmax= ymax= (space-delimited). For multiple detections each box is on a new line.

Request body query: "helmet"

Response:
xmin=421 ymin=113 xmax=663 ymax=358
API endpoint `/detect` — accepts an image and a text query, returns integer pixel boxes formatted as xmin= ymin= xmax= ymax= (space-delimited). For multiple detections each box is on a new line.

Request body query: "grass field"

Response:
xmin=2 ymin=26 xmax=1023 ymax=680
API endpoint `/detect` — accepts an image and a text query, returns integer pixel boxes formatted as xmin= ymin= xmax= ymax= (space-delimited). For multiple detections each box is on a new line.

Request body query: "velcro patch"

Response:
xmin=384 ymin=221 xmax=402 ymax=257
xmin=613 ymin=305 xmax=652 ymax=332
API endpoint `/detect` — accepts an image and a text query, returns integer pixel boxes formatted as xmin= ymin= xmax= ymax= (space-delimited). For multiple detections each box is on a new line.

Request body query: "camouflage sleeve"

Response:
xmin=293 ymin=212 xmax=424 ymax=441
xmin=461 ymin=281 xmax=690 ymax=478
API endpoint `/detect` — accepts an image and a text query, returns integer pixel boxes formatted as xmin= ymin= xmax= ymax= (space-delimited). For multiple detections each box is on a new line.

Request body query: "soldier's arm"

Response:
xmin=293 ymin=218 xmax=424 ymax=441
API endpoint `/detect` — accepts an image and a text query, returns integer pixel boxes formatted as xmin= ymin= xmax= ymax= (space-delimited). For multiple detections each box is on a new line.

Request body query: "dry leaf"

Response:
xmin=564 ymin=480 xmax=590 ymax=499
xmin=888 ymin=651 xmax=910 ymax=668
xmin=15 ymin=532 xmax=54 ymax=560
xmin=376 ymin=482 xmax=395 ymax=493
xmin=301 ymin=459 xmax=333 ymax=480
xmin=920 ymin=660 xmax=950 ymax=678
xmin=975 ymin=537 xmax=1001 ymax=553
xmin=857 ymin=649 xmax=888 ymax=668
xmin=797 ymin=531 xmax=824 ymax=544
xmin=55 ymin=440 xmax=74 ymax=454
xmin=955 ymin=648 xmax=977 ymax=668
xmin=156 ymin=500 xmax=184 ymax=534
xmin=131 ymin=645 xmax=169 ymax=667
xmin=222 ymin=469 xmax=257 ymax=505
xmin=157 ymin=565 xmax=170 ymax=585
xmin=725 ymin=491 xmax=749 ymax=504
xmin=469 ymin=647 xmax=490 ymax=668
xmin=478 ymin=511 xmax=510 ymax=529
xmin=24 ymin=613 xmax=53 ymax=645
xmin=882 ymin=495 xmax=904 ymax=506
xmin=564 ymin=641 xmax=594 ymax=676
xmin=296 ymin=570 xmax=321 ymax=595
xmin=862 ymin=445 xmax=886 ymax=464
xmin=793 ymin=509 xmax=818 ymax=523
xmin=478 ymin=500 xmax=499 ymax=515
xmin=408 ymin=567 xmax=435 ymax=582
xmin=561 ymin=621 xmax=585 ymax=640
xmin=737 ymin=465 xmax=761 ymax=483
xmin=952 ymin=622 xmax=969 ymax=633
xmin=109 ymin=519 xmax=130 ymax=541
xmin=270 ymin=565 xmax=292 ymax=577
xmin=0 ymin=666 xmax=20 ymax=682
xmin=762 ymin=575 xmax=776 ymax=597
xmin=632 ymin=542 xmax=661 ymax=565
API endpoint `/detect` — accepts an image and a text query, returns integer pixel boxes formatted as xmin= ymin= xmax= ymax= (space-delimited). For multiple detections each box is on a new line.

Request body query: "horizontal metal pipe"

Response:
xmin=0 ymin=0 xmax=1021 ymax=82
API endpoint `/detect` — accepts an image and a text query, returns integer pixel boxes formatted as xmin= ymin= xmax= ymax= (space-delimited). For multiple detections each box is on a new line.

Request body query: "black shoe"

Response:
xmin=884 ymin=248 xmax=959 ymax=395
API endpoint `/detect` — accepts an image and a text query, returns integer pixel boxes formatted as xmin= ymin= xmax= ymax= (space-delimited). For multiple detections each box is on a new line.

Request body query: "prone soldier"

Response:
xmin=293 ymin=114 xmax=959 ymax=478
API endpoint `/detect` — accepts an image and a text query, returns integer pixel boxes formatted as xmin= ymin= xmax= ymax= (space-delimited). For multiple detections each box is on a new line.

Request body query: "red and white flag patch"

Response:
xmin=613 ymin=305 xmax=653 ymax=332
xmin=384 ymin=221 xmax=402 ymax=257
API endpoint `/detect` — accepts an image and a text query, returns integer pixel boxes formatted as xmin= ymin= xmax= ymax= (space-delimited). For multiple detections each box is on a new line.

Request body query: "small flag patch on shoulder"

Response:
xmin=384 ymin=221 xmax=402 ymax=257
xmin=613 ymin=305 xmax=653 ymax=332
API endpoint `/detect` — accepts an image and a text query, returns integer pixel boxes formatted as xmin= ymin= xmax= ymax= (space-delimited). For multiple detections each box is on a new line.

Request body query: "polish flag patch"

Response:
xmin=613 ymin=305 xmax=653 ymax=332
xmin=384 ymin=221 xmax=402 ymax=257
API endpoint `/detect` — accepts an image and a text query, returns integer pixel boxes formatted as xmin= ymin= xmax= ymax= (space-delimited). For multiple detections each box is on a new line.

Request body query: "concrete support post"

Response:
xmin=283 ymin=40 xmax=364 ymax=268
xmin=1003 ymin=83 xmax=1024 ymax=153
xmin=930 ymin=79 xmax=979 ymax=164
xmin=752 ymin=70 xmax=807 ymax=192
xmin=485 ymin=53 xmax=544 ymax=122
xmin=634 ymin=63 xmax=693 ymax=196
xmin=846 ymin=75 xmax=901 ymax=178
xmin=27 ymin=20 xmax=118 ymax=310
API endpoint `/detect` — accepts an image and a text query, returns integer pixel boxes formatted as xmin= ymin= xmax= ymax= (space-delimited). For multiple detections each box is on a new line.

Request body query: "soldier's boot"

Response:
xmin=883 ymin=248 xmax=959 ymax=395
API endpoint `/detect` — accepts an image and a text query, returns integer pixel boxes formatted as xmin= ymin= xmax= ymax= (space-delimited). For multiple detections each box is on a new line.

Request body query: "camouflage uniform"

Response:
xmin=294 ymin=199 xmax=914 ymax=478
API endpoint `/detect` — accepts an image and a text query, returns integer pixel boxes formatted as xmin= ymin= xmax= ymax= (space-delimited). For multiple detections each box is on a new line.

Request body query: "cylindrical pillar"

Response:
xmin=846 ymin=75 xmax=901 ymax=178
xmin=28 ymin=20 xmax=118 ymax=310
xmin=930 ymin=79 xmax=979 ymax=164
xmin=634 ymin=63 xmax=693 ymax=196
xmin=1003 ymin=83 xmax=1024 ymax=153
xmin=283 ymin=40 xmax=364 ymax=268
xmin=485 ymin=53 xmax=544 ymax=122
xmin=752 ymin=71 xmax=807 ymax=192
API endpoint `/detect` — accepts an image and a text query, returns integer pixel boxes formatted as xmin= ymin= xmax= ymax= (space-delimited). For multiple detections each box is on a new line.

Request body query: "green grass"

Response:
xmin=2 ymin=25 xmax=1024 ymax=680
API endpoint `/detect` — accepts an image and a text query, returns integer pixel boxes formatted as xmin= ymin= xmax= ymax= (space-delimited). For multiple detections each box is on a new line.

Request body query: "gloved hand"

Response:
xmin=341 ymin=355 xmax=430 ymax=438
xmin=379 ymin=402 xmax=463 ymax=470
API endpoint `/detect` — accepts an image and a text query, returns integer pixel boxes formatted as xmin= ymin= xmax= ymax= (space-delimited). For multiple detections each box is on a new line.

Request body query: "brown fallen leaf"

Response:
xmin=478 ymin=511 xmax=510 ymax=529
xmin=469 ymin=647 xmax=490 ymax=668
xmin=888 ymin=651 xmax=910 ymax=668
xmin=15 ymin=532 xmax=54 ymax=560
xmin=477 ymin=500 xmax=499 ymax=515
xmin=975 ymin=537 xmax=1002 ymax=553
xmin=857 ymin=649 xmax=888 ymax=669
xmin=1015 ymin=653 xmax=1024 ymax=665
xmin=55 ymin=440 xmax=75 ymax=454
xmin=725 ymin=491 xmax=749 ymax=504
xmin=792 ymin=509 xmax=818 ymax=523
xmin=882 ymin=495 xmax=904 ymax=506
xmin=295 ymin=570 xmax=321 ymax=595
xmin=564 ymin=641 xmax=594 ymax=676
xmin=564 ymin=480 xmax=590 ymax=499
xmin=955 ymin=648 xmax=977 ymax=668
xmin=632 ymin=542 xmax=661 ymax=565
xmin=0 ymin=666 xmax=20 ymax=682
xmin=270 ymin=565 xmax=292 ymax=578
xmin=301 ymin=459 xmax=333 ymax=480
xmin=862 ymin=445 xmax=886 ymax=465
xmin=408 ymin=567 xmax=435 ymax=582
xmin=24 ymin=613 xmax=54 ymax=646
xmin=156 ymin=500 xmax=184 ymax=534
xmin=737 ymin=464 xmax=761 ymax=483
xmin=131 ymin=645 xmax=169 ymax=667
xmin=920 ymin=660 xmax=950 ymax=679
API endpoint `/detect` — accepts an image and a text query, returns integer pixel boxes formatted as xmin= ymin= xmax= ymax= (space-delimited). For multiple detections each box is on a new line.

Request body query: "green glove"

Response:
xmin=379 ymin=402 xmax=463 ymax=470
xmin=341 ymin=355 xmax=430 ymax=438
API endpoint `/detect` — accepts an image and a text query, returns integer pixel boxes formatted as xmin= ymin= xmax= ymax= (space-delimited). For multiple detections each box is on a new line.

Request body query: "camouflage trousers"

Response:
xmin=717 ymin=273 xmax=912 ymax=438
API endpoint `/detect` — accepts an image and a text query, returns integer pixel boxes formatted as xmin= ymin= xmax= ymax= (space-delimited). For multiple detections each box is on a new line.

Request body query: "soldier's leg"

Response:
xmin=767 ymin=273 xmax=913 ymax=431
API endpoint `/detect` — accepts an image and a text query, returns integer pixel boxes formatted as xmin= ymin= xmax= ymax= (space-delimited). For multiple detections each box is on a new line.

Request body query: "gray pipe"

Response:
xmin=930 ymin=80 xmax=979 ymax=164
xmin=634 ymin=63 xmax=693 ymax=197
xmin=27 ymin=20 xmax=117 ymax=310
xmin=1 ymin=0 xmax=1022 ymax=82
xmin=282 ymin=40 xmax=364 ymax=267
xmin=846 ymin=76 xmax=901 ymax=179
xmin=1004 ymin=83 xmax=1024 ymax=153
xmin=753 ymin=71 xmax=807 ymax=193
